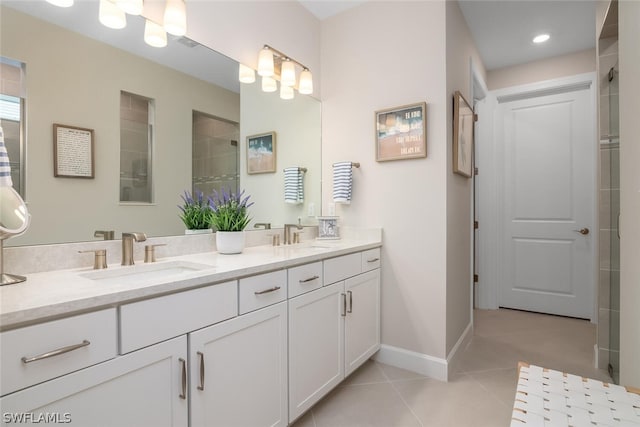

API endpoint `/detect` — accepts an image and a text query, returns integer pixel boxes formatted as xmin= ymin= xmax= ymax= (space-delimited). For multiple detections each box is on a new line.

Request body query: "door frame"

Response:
xmin=476 ymin=72 xmax=598 ymax=322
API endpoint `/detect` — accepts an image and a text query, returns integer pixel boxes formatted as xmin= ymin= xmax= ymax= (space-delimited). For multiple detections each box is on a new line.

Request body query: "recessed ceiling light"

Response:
xmin=533 ymin=34 xmax=550 ymax=44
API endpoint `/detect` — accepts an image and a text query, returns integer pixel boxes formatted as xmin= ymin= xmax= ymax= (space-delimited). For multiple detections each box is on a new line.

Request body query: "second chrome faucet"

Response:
xmin=121 ymin=232 xmax=147 ymax=266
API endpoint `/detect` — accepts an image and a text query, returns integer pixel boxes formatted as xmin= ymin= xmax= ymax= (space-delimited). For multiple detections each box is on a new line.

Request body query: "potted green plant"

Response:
xmin=178 ymin=190 xmax=214 ymax=234
xmin=209 ymin=188 xmax=253 ymax=254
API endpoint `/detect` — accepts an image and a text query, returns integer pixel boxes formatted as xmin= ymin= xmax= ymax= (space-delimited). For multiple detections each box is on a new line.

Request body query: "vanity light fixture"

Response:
xmin=280 ymin=84 xmax=294 ymax=100
xmin=238 ymin=64 xmax=256 ymax=84
xmin=164 ymin=0 xmax=187 ymax=36
xmin=249 ymin=45 xmax=314 ymax=96
xmin=99 ymin=0 xmax=127 ymax=29
xmin=144 ymin=19 xmax=167 ymax=48
xmin=45 ymin=0 xmax=74 ymax=7
xmin=262 ymin=76 xmax=278 ymax=93
xmin=116 ymin=0 xmax=143 ymax=15
xmin=533 ymin=33 xmax=550 ymax=43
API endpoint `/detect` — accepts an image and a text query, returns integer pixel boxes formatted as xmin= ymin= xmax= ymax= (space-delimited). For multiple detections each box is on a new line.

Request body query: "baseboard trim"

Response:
xmin=373 ymin=344 xmax=448 ymax=381
xmin=446 ymin=322 xmax=473 ymax=378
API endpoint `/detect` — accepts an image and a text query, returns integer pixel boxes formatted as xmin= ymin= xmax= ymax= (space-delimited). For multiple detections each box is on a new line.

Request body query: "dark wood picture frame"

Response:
xmin=453 ymin=91 xmax=475 ymax=178
xmin=53 ymin=123 xmax=95 ymax=178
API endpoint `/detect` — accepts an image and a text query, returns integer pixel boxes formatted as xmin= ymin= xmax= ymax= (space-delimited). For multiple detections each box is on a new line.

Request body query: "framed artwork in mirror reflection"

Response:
xmin=246 ymin=131 xmax=276 ymax=174
xmin=375 ymin=102 xmax=427 ymax=162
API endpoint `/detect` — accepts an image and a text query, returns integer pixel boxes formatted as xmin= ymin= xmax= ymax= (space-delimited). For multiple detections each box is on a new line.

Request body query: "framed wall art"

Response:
xmin=246 ymin=131 xmax=276 ymax=174
xmin=375 ymin=102 xmax=426 ymax=162
xmin=53 ymin=123 xmax=95 ymax=178
xmin=453 ymin=91 xmax=475 ymax=178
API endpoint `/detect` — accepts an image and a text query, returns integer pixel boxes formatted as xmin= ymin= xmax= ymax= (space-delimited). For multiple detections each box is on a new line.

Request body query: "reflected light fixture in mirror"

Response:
xmin=99 ymin=0 xmax=126 ymax=29
xmin=238 ymin=64 xmax=256 ymax=84
xmin=144 ymin=19 xmax=167 ymax=47
xmin=262 ymin=76 xmax=277 ymax=93
xmin=164 ymin=0 xmax=187 ymax=36
xmin=46 ymin=0 xmax=73 ymax=7
xmin=280 ymin=84 xmax=294 ymax=100
xmin=249 ymin=45 xmax=313 ymax=97
xmin=116 ymin=0 xmax=143 ymax=15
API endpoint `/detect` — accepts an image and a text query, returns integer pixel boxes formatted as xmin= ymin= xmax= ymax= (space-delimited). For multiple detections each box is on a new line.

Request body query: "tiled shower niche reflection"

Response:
xmin=120 ymin=91 xmax=153 ymax=203
xmin=192 ymin=111 xmax=239 ymax=197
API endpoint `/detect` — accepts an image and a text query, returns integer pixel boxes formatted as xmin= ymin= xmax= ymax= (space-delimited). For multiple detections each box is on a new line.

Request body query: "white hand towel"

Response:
xmin=0 ymin=126 xmax=13 ymax=187
xmin=284 ymin=167 xmax=304 ymax=204
xmin=332 ymin=162 xmax=352 ymax=204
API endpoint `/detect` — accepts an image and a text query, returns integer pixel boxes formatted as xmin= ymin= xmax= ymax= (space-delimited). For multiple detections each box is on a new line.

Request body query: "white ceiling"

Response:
xmin=299 ymin=0 xmax=597 ymax=71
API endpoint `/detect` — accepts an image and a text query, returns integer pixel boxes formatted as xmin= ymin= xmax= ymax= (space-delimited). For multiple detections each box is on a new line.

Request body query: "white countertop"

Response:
xmin=0 ymin=238 xmax=381 ymax=331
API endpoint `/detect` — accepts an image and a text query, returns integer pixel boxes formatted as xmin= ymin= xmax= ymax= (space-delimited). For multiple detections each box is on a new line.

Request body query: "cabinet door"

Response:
xmin=0 ymin=336 xmax=188 ymax=427
xmin=344 ymin=269 xmax=381 ymax=376
xmin=288 ymin=282 xmax=345 ymax=422
xmin=189 ymin=302 xmax=288 ymax=427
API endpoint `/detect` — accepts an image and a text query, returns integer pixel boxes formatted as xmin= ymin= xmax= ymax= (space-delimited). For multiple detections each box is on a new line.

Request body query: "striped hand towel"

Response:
xmin=332 ymin=162 xmax=352 ymax=204
xmin=0 ymin=126 xmax=13 ymax=187
xmin=284 ymin=167 xmax=304 ymax=204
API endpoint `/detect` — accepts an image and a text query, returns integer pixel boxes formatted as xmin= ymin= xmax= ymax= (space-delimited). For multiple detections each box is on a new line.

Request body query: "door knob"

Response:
xmin=573 ymin=228 xmax=589 ymax=235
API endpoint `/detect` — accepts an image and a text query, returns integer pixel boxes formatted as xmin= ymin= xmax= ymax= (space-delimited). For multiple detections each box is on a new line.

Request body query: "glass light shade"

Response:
xmin=46 ymin=0 xmax=74 ymax=7
xmin=280 ymin=84 xmax=294 ymax=100
xmin=257 ymin=48 xmax=274 ymax=77
xmin=238 ymin=64 xmax=256 ymax=84
xmin=261 ymin=76 xmax=277 ymax=93
xmin=298 ymin=69 xmax=313 ymax=95
xmin=281 ymin=59 xmax=296 ymax=87
xmin=116 ymin=0 xmax=143 ymax=15
xmin=144 ymin=19 xmax=167 ymax=48
xmin=99 ymin=0 xmax=127 ymax=29
xmin=164 ymin=0 xmax=187 ymax=36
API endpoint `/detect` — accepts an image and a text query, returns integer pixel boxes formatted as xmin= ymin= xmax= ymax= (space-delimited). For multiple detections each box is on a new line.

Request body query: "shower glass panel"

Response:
xmin=608 ymin=67 xmax=620 ymax=385
xmin=192 ymin=111 xmax=239 ymax=197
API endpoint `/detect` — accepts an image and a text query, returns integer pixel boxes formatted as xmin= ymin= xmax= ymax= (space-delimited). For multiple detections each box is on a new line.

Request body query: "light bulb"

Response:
xmin=116 ymin=0 xmax=143 ymax=15
xmin=280 ymin=84 xmax=294 ymax=100
xmin=262 ymin=76 xmax=277 ymax=93
xmin=298 ymin=69 xmax=313 ymax=95
xmin=46 ymin=0 xmax=74 ymax=7
xmin=99 ymin=0 xmax=127 ymax=29
xmin=164 ymin=0 xmax=187 ymax=36
xmin=144 ymin=19 xmax=167 ymax=48
xmin=281 ymin=59 xmax=296 ymax=87
xmin=238 ymin=64 xmax=256 ymax=84
xmin=257 ymin=48 xmax=274 ymax=77
xmin=533 ymin=34 xmax=550 ymax=43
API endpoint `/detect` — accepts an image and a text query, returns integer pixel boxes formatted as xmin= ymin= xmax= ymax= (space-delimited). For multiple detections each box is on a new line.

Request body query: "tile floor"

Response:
xmin=292 ymin=308 xmax=612 ymax=427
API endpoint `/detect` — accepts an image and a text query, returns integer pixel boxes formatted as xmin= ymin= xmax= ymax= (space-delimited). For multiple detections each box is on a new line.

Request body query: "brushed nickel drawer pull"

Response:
xmin=367 ymin=257 xmax=380 ymax=263
xmin=299 ymin=275 xmax=319 ymax=283
xmin=21 ymin=340 xmax=91 ymax=364
xmin=179 ymin=358 xmax=187 ymax=399
xmin=341 ymin=293 xmax=347 ymax=317
xmin=197 ymin=351 xmax=205 ymax=391
xmin=254 ymin=286 xmax=281 ymax=295
xmin=347 ymin=290 xmax=353 ymax=313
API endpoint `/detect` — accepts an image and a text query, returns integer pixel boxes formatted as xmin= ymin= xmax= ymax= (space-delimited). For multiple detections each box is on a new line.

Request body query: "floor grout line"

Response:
xmin=387 ymin=375 xmax=425 ymax=427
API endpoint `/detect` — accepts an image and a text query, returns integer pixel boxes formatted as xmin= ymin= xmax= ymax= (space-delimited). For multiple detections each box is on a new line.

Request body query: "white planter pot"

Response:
xmin=216 ymin=231 xmax=246 ymax=254
xmin=185 ymin=229 xmax=213 ymax=235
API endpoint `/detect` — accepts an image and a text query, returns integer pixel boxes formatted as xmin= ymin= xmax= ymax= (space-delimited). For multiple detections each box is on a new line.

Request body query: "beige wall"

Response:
xmin=445 ymin=0 xmax=486 ymax=355
xmin=1 ymin=7 xmax=239 ymax=245
xmin=618 ymin=0 xmax=640 ymax=389
xmin=321 ymin=1 xmax=449 ymax=360
xmin=487 ymin=49 xmax=596 ymax=91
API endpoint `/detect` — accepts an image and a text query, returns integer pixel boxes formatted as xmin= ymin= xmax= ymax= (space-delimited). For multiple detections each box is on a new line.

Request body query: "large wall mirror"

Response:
xmin=0 ymin=1 xmax=321 ymax=246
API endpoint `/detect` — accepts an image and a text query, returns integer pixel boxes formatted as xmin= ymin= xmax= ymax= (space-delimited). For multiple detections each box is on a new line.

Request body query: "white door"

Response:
xmin=189 ymin=302 xmax=288 ymax=427
xmin=497 ymin=83 xmax=595 ymax=319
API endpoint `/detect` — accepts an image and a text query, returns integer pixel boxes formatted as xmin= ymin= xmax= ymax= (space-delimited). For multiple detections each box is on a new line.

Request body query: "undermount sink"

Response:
xmin=81 ymin=260 xmax=214 ymax=285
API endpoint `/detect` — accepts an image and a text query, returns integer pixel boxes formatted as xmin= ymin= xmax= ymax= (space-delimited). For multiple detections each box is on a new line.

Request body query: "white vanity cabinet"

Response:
xmin=189 ymin=301 xmax=288 ymax=427
xmin=288 ymin=249 xmax=381 ymax=422
xmin=0 ymin=335 xmax=188 ymax=427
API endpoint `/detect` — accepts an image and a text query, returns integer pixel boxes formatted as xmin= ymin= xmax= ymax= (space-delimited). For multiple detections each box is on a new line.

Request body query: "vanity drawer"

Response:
xmin=239 ymin=270 xmax=287 ymax=315
xmin=120 ymin=281 xmax=237 ymax=354
xmin=0 ymin=308 xmax=117 ymax=397
xmin=323 ymin=252 xmax=362 ymax=285
xmin=288 ymin=262 xmax=323 ymax=298
xmin=361 ymin=248 xmax=381 ymax=272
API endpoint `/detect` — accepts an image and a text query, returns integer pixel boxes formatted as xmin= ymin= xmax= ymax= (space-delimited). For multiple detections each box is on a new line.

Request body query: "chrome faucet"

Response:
xmin=121 ymin=232 xmax=146 ymax=266
xmin=283 ymin=223 xmax=303 ymax=245
xmin=254 ymin=223 xmax=271 ymax=230
xmin=94 ymin=230 xmax=115 ymax=240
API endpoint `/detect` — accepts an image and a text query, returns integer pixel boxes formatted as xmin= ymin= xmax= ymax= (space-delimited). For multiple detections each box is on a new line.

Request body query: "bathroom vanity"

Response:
xmin=0 ymin=235 xmax=381 ymax=426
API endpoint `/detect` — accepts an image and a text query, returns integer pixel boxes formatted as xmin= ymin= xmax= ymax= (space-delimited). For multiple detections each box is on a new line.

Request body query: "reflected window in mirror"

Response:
xmin=120 ymin=91 xmax=154 ymax=203
xmin=192 ymin=111 xmax=239 ymax=197
xmin=0 ymin=58 xmax=26 ymax=198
